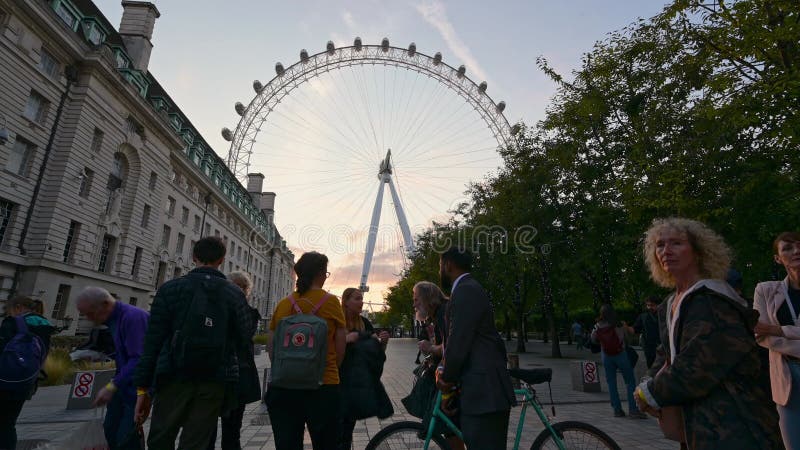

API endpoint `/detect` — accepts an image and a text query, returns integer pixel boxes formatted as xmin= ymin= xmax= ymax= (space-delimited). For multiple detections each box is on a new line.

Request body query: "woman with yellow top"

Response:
xmin=265 ymin=252 xmax=346 ymax=450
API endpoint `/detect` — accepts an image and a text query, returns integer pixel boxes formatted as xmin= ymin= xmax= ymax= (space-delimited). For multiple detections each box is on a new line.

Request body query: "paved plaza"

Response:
xmin=16 ymin=339 xmax=676 ymax=449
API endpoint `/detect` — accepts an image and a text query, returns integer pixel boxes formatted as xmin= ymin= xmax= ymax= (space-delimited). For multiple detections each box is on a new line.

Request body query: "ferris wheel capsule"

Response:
xmin=235 ymin=102 xmax=245 ymax=116
xmin=433 ymin=52 xmax=442 ymax=65
xmin=408 ymin=42 xmax=416 ymax=56
xmin=457 ymin=65 xmax=466 ymax=78
xmin=496 ymin=101 xmax=506 ymax=113
xmin=381 ymin=38 xmax=390 ymax=52
xmin=300 ymin=49 xmax=309 ymax=62
xmin=479 ymin=81 xmax=487 ymax=93
xmin=253 ymin=80 xmax=263 ymax=93
xmin=327 ymin=40 xmax=336 ymax=55
xmin=275 ymin=62 xmax=285 ymax=76
xmin=354 ymin=37 xmax=363 ymax=50
xmin=221 ymin=127 xmax=233 ymax=141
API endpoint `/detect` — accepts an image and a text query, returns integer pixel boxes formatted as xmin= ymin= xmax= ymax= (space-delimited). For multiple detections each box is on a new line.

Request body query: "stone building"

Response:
xmin=0 ymin=0 xmax=294 ymax=333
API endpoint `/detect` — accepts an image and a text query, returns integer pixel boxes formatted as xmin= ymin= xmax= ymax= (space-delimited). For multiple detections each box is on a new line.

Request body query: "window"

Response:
xmin=175 ymin=233 xmax=185 ymax=255
xmin=161 ymin=225 xmax=171 ymax=248
xmin=0 ymin=200 xmax=14 ymax=244
xmin=193 ymin=215 xmax=201 ymax=233
xmin=6 ymin=139 xmax=33 ymax=176
xmin=38 ymin=49 xmax=59 ymax=78
xmin=237 ymin=247 xmax=242 ymax=260
xmin=115 ymin=50 xmax=130 ymax=69
xmin=90 ymin=128 xmax=104 ymax=153
xmin=62 ymin=221 xmax=79 ymax=263
xmin=181 ymin=207 xmax=189 ymax=225
xmin=52 ymin=284 xmax=71 ymax=320
xmin=24 ymin=90 xmax=49 ymax=124
xmin=148 ymin=171 xmax=157 ymax=190
xmin=55 ymin=2 xmax=78 ymax=30
xmin=85 ymin=23 xmax=105 ymax=45
xmin=214 ymin=229 xmax=220 ymax=238
xmin=78 ymin=168 xmax=93 ymax=198
xmin=131 ymin=247 xmax=142 ymax=277
xmin=165 ymin=197 xmax=175 ymax=216
xmin=228 ymin=262 xmax=233 ymax=273
xmin=230 ymin=241 xmax=235 ymax=258
xmin=98 ymin=235 xmax=115 ymax=273
xmin=173 ymin=267 xmax=182 ymax=279
xmin=141 ymin=205 xmax=151 ymax=228
xmin=129 ymin=297 xmax=138 ymax=306
xmin=155 ymin=261 xmax=167 ymax=288
xmin=189 ymin=240 xmax=195 ymax=255
xmin=204 ymin=223 xmax=211 ymax=237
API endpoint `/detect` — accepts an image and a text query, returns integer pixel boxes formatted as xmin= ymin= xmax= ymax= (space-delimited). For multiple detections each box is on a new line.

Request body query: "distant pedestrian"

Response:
xmin=572 ymin=320 xmax=584 ymax=350
xmin=591 ymin=304 xmax=645 ymax=419
xmin=337 ymin=287 xmax=391 ymax=450
xmin=753 ymin=231 xmax=800 ymax=449
xmin=634 ymin=218 xmax=782 ymax=449
xmin=133 ymin=237 xmax=252 ymax=449
xmin=76 ymin=287 xmax=149 ymax=449
xmin=265 ymin=252 xmax=346 ymax=450
xmin=629 ymin=297 xmax=661 ymax=369
xmin=0 ymin=296 xmax=55 ymax=450
xmin=207 ymin=271 xmax=261 ymax=450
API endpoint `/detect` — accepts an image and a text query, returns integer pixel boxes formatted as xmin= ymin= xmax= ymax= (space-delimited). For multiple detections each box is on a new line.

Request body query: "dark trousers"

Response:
xmin=644 ymin=346 xmax=657 ymax=370
xmin=147 ymin=380 xmax=225 ymax=450
xmin=0 ymin=393 xmax=25 ymax=450
xmin=460 ymin=409 xmax=510 ymax=450
xmin=265 ymin=384 xmax=341 ymax=450
xmin=105 ymin=391 xmax=139 ymax=449
xmin=207 ymin=403 xmax=246 ymax=450
xmin=337 ymin=417 xmax=357 ymax=450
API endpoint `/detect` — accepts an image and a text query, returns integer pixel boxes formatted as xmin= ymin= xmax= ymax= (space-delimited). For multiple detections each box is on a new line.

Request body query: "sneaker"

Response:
xmin=628 ymin=411 xmax=648 ymax=419
xmin=613 ymin=409 xmax=626 ymax=418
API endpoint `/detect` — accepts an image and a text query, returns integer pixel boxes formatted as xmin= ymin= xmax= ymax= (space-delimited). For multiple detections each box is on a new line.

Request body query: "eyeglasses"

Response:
xmin=325 ymin=271 xmax=331 ymax=278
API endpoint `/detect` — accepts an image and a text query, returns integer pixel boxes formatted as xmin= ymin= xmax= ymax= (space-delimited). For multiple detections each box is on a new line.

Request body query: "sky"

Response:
xmin=93 ymin=0 xmax=669 ymax=309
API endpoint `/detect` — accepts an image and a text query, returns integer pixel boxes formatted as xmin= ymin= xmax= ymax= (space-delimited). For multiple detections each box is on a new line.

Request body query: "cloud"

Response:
xmin=342 ymin=11 xmax=357 ymax=30
xmin=414 ymin=0 xmax=492 ymax=84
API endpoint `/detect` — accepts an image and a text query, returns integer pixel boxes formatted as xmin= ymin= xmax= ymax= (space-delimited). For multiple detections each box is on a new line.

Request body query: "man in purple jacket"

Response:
xmin=77 ymin=287 xmax=149 ymax=449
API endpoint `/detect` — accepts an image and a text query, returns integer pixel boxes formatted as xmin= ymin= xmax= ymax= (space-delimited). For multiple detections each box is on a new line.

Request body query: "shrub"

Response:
xmin=252 ymin=333 xmax=269 ymax=345
xmin=40 ymin=348 xmax=116 ymax=386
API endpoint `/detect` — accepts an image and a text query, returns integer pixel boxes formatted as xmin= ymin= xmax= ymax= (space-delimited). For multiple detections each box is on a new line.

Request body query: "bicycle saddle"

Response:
xmin=508 ymin=368 xmax=552 ymax=385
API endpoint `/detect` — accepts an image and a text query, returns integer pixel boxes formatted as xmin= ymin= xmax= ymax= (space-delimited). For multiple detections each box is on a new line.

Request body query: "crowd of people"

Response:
xmin=1 ymin=222 xmax=799 ymax=449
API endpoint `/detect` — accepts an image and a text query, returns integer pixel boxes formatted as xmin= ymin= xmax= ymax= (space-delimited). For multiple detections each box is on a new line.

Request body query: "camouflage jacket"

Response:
xmin=645 ymin=284 xmax=782 ymax=449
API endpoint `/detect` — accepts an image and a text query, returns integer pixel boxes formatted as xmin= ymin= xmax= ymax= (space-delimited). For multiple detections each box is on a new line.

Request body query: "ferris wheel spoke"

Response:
xmin=392 ymin=80 xmax=452 ymax=156
xmin=336 ymin=67 xmax=383 ymax=160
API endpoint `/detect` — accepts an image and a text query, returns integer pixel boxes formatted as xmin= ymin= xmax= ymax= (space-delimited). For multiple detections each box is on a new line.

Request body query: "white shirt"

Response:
xmin=451 ymin=272 xmax=470 ymax=295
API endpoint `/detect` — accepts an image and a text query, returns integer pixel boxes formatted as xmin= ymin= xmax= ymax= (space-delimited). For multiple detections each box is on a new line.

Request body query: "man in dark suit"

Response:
xmin=437 ymin=247 xmax=516 ymax=449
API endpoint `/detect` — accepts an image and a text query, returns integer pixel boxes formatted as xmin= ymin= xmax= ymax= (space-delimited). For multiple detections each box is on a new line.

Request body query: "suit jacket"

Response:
xmin=441 ymin=274 xmax=516 ymax=415
xmin=753 ymin=279 xmax=800 ymax=406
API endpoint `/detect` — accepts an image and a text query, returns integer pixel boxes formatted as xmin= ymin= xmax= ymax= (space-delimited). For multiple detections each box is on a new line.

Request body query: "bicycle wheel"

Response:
xmin=531 ymin=420 xmax=621 ymax=450
xmin=366 ymin=420 xmax=452 ymax=450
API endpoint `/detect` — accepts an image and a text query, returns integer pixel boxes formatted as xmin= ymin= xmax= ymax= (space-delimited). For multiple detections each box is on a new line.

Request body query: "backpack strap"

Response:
xmin=288 ymin=294 xmax=303 ymax=314
xmin=14 ymin=315 xmax=29 ymax=334
xmin=311 ymin=293 xmax=331 ymax=315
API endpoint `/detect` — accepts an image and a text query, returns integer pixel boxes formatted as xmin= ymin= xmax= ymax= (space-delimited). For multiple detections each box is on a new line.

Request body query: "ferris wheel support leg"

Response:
xmin=360 ymin=178 xmax=387 ymax=292
xmin=387 ymin=177 xmax=415 ymax=255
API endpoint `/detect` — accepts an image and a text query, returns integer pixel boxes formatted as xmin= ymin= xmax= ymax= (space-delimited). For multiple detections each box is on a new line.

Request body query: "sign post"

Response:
xmin=570 ymin=361 xmax=601 ymax=392
xmin=66 ymin=369 xmax=115 ymax=410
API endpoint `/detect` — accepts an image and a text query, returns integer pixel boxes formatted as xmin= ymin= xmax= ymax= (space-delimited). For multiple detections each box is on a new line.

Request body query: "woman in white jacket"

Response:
xmin=754 ymin=231 xmax=800 ymax=449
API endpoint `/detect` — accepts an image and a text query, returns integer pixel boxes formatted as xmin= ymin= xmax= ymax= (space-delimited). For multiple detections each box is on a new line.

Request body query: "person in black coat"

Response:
xmin=437 ymin=247 xmax=516 ymax=450
xmin=0 ymin=296 xmax=56 ymax=450
xmin=337 ymin=288 xmax=391 ymax=450
xmin=207 ymin=271 xmax=261 ymax=450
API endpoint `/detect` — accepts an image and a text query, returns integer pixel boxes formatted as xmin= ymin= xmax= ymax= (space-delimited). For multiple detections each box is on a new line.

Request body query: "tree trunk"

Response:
xmin=549 ymin=309 xmax=562 ymax=358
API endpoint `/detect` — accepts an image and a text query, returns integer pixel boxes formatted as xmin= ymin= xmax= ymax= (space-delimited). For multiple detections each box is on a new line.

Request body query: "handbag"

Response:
xmin=401 ymin=363 xmax=436 ymax=418
xmin=656 ymin=362 xmax=686 ymax=443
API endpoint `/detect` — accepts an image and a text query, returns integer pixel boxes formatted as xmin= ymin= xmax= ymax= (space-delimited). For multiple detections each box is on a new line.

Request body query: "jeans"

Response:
xmin=147 ymin=380 xmax=225 ymax=450
xmin=265 ymin=384 xmax=341 ymax=450
xmin=601 ymin=351 xmax=638 ymax=413
xmin=777 ymin=360 xmax=800 ymax=450
xmin=104 ymin=391 xmax=138 ymax=449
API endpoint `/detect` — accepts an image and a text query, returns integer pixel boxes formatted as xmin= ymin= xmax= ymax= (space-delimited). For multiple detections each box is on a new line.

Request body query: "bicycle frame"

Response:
xmin=424 ymin=387 xmax=567 ymax=450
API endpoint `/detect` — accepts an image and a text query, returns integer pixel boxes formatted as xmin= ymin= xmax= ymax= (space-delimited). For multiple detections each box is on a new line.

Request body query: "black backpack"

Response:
xmin=171 ymin=275 xmax=230 ymax=377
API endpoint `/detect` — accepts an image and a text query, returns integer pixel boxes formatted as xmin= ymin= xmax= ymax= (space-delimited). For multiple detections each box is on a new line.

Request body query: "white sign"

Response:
xmin=72 ymin=371 xmax=95 ymax=398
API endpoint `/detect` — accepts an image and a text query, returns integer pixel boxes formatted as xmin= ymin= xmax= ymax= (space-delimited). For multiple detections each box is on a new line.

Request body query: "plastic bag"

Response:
xmin=60 ymin=418 xmax=109 ymax=450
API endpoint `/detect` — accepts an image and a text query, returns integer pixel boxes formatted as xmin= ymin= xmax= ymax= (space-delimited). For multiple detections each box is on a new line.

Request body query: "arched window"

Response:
xmin=108 ymin=153 xmax=128 ymax=190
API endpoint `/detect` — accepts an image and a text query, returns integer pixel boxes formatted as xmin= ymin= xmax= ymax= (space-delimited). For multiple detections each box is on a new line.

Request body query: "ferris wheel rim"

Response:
xmin=224 ymin=41 xmax=516 ymax=182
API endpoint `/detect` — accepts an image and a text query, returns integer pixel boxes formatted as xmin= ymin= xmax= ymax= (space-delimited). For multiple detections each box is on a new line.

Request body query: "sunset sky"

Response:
xmin=93 ymin=0 xmax=668 ymax=308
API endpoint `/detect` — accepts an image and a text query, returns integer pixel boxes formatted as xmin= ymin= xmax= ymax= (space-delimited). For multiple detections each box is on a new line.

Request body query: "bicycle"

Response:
xmin=366 ymin=368 xmax=621 ymax=450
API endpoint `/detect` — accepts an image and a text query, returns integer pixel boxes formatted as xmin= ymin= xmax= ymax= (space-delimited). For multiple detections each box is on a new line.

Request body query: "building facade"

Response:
xmin=0 ymin=0 xmax=294 ymax=334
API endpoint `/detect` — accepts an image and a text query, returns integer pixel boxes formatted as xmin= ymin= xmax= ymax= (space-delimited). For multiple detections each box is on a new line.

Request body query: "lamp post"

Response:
xmin=514 ymin=280 xmax=526 ymax=353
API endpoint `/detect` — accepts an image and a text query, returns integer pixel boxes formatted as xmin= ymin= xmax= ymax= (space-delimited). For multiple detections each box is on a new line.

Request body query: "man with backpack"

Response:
xmin=0 ymin=296 xmax=55 ymax=450
xmin=133 ymin=237 xmax=252 ymax=449
xmin=76 ymin=287 xmax=149 ymax=449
